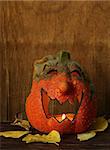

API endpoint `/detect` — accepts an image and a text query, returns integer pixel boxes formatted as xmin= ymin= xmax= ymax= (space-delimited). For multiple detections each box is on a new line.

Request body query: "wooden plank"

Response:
xmin=0 ymin=3 xmax=9 ymax=121
xmin=0 ymin=1 xmax=110 ymax=121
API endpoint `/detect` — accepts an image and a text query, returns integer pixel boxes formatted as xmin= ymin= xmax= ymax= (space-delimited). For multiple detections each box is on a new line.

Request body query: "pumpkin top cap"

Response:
xmin=33 ymin=51 xmax=87 ymax=84
xmin=33 ymin=51 xmax=71 ymax=80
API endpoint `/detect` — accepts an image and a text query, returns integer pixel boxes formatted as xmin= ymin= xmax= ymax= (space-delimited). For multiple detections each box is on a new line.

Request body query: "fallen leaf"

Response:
xmin=92 ymin=117 xmax=108 ymax=132
xmin=46 ymin=130 xmax=61 ymax=142
xmin=77 ymin=116 xmax=109 ymax=141
xmin=22 ymin=130 xmax=61 ymax=146
xmin=11 ymin=119 xmax=30 ymax=130
xmin=77 ymin=131 xmax=96 ymax=141
xmin=0 ymin=131 xmax=29 ymax=138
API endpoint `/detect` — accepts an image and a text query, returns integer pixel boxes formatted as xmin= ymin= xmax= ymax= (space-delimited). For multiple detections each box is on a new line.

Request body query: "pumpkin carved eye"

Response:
xmin=71 ymin=70 xmax=81 ymax=77
xmin=47 ymin=70 xmax=58 ymax=75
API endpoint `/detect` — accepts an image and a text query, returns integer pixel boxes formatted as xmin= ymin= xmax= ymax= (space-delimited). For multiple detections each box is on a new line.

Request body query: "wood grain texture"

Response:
xmin=0 ymin=1 xmax=110 ymax=121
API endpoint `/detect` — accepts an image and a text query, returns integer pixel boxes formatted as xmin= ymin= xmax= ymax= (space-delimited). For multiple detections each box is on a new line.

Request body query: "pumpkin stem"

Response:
xmin=58 ymin=51 xmax=70 ymax=64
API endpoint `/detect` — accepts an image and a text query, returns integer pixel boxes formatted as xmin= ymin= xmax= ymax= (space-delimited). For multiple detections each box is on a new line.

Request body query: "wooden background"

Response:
xmin=0 ymin=1 xmax=110 ymax=121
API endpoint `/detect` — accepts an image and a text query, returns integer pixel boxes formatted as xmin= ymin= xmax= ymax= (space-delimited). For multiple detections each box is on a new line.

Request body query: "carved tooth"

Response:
xmin=66 ymin=114 xmax=75 ymax=121
xmin=54 ymin=114 xmax=66 ymax=123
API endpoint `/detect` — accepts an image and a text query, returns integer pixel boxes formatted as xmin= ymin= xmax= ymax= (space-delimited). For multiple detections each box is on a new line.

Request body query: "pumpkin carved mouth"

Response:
xmin=41 ymin=89 xmax=82 ymax=123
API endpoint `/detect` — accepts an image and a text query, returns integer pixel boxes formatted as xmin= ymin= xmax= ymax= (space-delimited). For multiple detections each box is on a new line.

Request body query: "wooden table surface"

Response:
xmin=0 ymin=122 xmax=110 ymax=150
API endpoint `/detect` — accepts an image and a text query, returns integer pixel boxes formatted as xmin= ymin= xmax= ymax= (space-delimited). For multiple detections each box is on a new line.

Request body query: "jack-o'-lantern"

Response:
xmin=26 ymin=51 xmax=97 ymax=134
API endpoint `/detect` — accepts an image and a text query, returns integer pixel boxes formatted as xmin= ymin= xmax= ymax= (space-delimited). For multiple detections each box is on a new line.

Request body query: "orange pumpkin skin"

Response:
xmin=26 ymin=51 xmax=97 ymax=134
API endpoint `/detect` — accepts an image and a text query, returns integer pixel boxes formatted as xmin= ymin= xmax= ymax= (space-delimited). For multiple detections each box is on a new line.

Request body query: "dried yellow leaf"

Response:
xmin=22 ymin=134 xmax=46 ymax=143
xmin=11 ymin=119 xmax=30 ymax=130
xmin=77 ymin=131 xmax=96 ymax=141
xmin=77 ymin=116 xmax=109 ymax=142
xmin=92 ymin=117 xmax=108 ymax=132
xmin=46 ymin=130 xmax=61 ymax=143
xmin=0 ymin=131 xmax=29 ymax=138
xmin=22 ymin=130 xmax=61 ymax=146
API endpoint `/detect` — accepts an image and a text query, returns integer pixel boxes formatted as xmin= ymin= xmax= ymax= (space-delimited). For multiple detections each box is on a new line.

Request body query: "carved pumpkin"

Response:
xmin=26 ymin=51 xmax=97 ymax=134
